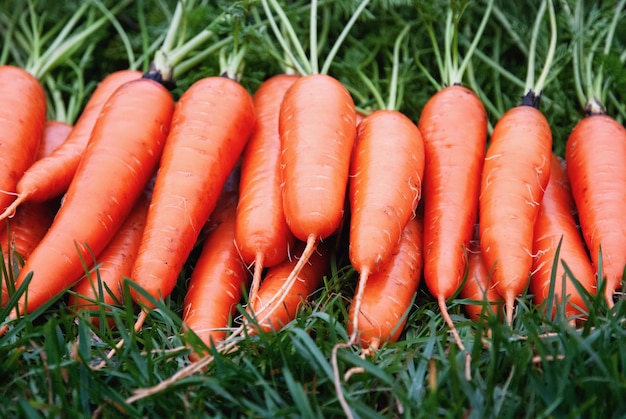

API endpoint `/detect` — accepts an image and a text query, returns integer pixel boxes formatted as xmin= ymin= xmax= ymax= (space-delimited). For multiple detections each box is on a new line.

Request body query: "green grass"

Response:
xmin=2 ymin=0 xmax=626 ymax=417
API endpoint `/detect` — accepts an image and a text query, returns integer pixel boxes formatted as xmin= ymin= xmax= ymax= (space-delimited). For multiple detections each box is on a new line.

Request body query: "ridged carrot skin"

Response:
xmin=235 ymin=74 xmax=299 ymax=302
xmin=183 ymin=195 xmax=249 ymax=360
xmin=531 ymin=154 xmax=595 ymax=319
xmin=0 ymin=65 xmax=47 ymax=214
xmin=418 ymin=85 xmax=488 ymax=300
xmin=68 ymin=191 xmax=151 ymax=326
xmin=479 ymin=103 xmax=552 ymax=323
xmin=130 ymin=76 xmax=256 ymax=309
xmin=279 ymin=73 xmax=357 ymax=242
xmin=36 ymin=121 xmax=73 ymax=160
xmin=349 ymin=109 xmax=424 ymax=277
xmin=459 ymin=235 xmax=502 ymax=321
xmin=347 ymin=217 xmax=423 ymax=350
xmin=0 ymin=70 xmax=141 ymax=220
xmin=10 ymin=78 xmax=174 ymax=318
xmin=249 ymin=239 xmax=332 ymax=333
xmin=565 ymin=114 xmax=626 ymax=306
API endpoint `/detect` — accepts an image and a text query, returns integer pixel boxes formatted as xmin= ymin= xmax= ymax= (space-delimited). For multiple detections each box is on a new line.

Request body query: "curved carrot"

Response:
xmin=68 ymin=190 xmax=151 ymax=327
xmin=129 ymin=76 xmax=255 ymax=311
xmin=565 ymin=115 xmax=626 ymax=306
xmin=0 ymin=65 xmax=47 ymax=214
xmin=183 ymin=195 xmax=250 ymax=361
xmin=531 ymin=153 xmax=595 ymax=320
xmin=348 ymin=109 xmax=424 ymax=343
xmin=235 ymin=74 xmax=299 ymax=305
xmin=347 ymin=217 xmax=423 ymax=351
xmin=249 ymin=239 xmax=332 ymax=334
xmin=0 ymin=70 xmax=142 ymax=221
xmin=5 ymin=77 xmax=174 ymax=323
xmin=479 ymin=97 xmax=553 ymax=324
xmin=36 ymin=120 xmax=74 ymax=160
xmin=459 ymin=233 xmax=502 ymax=321
xmin=274 ymin=73 xmax=356 ymax=312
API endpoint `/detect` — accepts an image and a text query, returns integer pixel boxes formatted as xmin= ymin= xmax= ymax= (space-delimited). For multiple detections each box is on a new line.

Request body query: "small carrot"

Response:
xmin=0 ymin=65 xmax=47 ymax=215
xmin=459 ymin=231 xmax=502 ymax=321
xmin=249 ymin=239 xmax=332 ymax=333
xmin=2 ymin=76 xmax=174 ymax=328
xmin=0 ymin=70 xmax=142 ymax=221
xmin=235 ymin=74 xmax=299 ymax=305
xmin=68 ymin=190 xmax=151 ymax=327
xmin=530 ymin=154 xmax=595 ymax=320
xmin=479 ymin=0 xmax=557 ymax=324
xmin=347 ymin=217 xmax=423 ymax=351
xmin=183 ymin=193 xmax=250 ymax=361
xmin=129 ymin=75 xmax=256 ymax=313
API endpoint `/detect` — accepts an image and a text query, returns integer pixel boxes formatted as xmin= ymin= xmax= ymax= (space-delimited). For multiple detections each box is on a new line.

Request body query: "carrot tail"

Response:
xmin=94 ymin=309 xmax=149 ymax=370
xmin=349 ymin=268 xmax=371 ymax=345
xmin=252 ymin=234 xmax=318 ymax=327
xmin=438 ymin=295 xmax=471 ymax=381
xmin=247 ymin=252 xmax=265 ymax=306
xmin=505 ymin=294 xmax=515 ymax=325
xmin=0 ymin=194 xmax=26 ymax=222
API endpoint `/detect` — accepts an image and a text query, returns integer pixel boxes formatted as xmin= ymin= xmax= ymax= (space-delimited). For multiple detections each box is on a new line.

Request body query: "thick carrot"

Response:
xmin=479 ymin=94 xmax=553 ymax=324
xmin=129 ymin=76 xmax=255 ymax=311
xmin=0 ymin=65 xmax=47 ymax=215
xmin=348 ymin=109 xmax=424 ymax=343
xmin=36 ymin=120 xmax=74 ymax=160
xmin=3 ymin=77 xmax=174 ymax=324
xmin=0 ymin=70 xmax=142 ymax=221
xmin=347 ymin=217 xmax=423 ymax=351
xmin=183 ymin=193 xmax=249 ymax=360
xmin=235 ymin=74 xmax=299 ymax=305
xmin=459 ymin=232 xmax=502 ymax=321
xmin=565 ymin=115 xmax=626 ymax=306
xmin=275 ymin=73 xmax=356 ymax=308
xmin=531 ymin=153 xmax=595 ymax=320
xmin=68 ymin=190 xmax=151 ymax=327
xmin=249 ymin=239 xmax=332 ymax=333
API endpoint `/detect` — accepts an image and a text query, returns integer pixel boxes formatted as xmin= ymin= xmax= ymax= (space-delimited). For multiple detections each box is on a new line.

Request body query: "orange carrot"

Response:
xmin=183 ymin=193 xmax=250 ymax=360
xmin=36 ymin=120 xmax=74 ymax=160
xmin=235 ymin=74 xmax=299 ymax=305
xmin=275 ymin=73 xmax=356 ymax=307
xmin=129 ymin=76 xmax=255 ymax=312
xmin=0 ymin=65 xmax=47 ymax=215
xmin=347 ymin=217 xmax=423 ymax=351
xmin=565 ymin=115 xmax=626 ymax=306
xmin=531 ymin=154 xmax=595 ymax=320
xmin=2 ymin=77 xmax=174 ymax=326
xmin=348 ymin=109 xmax=424 ymax=342
xmin=68 ymin=190 xmax=151 ymax=327
xmin=249 ymin=239 xmax=332 ymax=333
xmin=459 ymin=232 xmax=502 ymax=321
xmin=0 ymin=70 xmax=142 ymax=221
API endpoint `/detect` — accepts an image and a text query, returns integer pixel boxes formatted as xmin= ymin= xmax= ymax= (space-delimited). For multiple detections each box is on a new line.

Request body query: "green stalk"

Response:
xmin=523 ymin=0 xmax=548 ymax=95
xmin=387 ymin=24 xmax=411 ymax=111
xmin=310 ymin=0 xmax=319 ymax=74
xmin=532 ymin=0 xmax=557 ymax=96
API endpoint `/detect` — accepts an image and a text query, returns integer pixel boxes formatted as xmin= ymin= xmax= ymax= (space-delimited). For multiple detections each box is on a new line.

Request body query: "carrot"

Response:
xmin=68 ymin=190 xmax=151 ymax=327
xmin=183 ymin=193 xmax=250 ymax=361
xmin=129 ymin=75 xmax=255 ymax=313
xmin=563 ymin=0 xmax=626 ymax=307
xmin=479 ymin=0 xmax=557 ymax=325
xmin=459 ymin=230 xmax=502 ymax=321
xmin=0 ymin=76 xmax=174 ymax=330
xmin=36 ymin=120 xmax=74 ymax=160
xmin=249 ymin=238 xmax=332 ymax=334
xmin=234 ymin=74 xmax=299 ymax=305
xmin=0 ymin=70 xmax=142 ymax=221
xmin=530 ymin=154 xmax=595 ymax=321
xmin=347 ymin=217 xmax=423 ymax=351
xmin=0 ymin=65 xmax=47 ymax=215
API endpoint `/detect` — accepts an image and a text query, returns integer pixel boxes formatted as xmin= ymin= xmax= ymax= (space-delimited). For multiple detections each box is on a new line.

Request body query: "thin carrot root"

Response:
xmin=0 ymin=195 xmax=25 ymax=221
xmin=505 ymin=295 xmax=515 ymax=325
xmin=93 ymin=309 xmax=149 ymax=370
xmin=438 ymin=296 xmax=472 ymax=381
xmin=247 ymin=253 xmax=265 ymax=306
xmin=331 ymin=341 xmax=355 ymax=419
xmin=348 ymin=268 xmax=370 ymax=345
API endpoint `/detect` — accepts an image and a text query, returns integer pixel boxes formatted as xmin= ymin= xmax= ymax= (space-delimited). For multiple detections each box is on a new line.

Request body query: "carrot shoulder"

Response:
xmin=130 ymin=76 xmax=255 ymax=309
xmin=9 ymin=77 xmax=174 ymax=319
